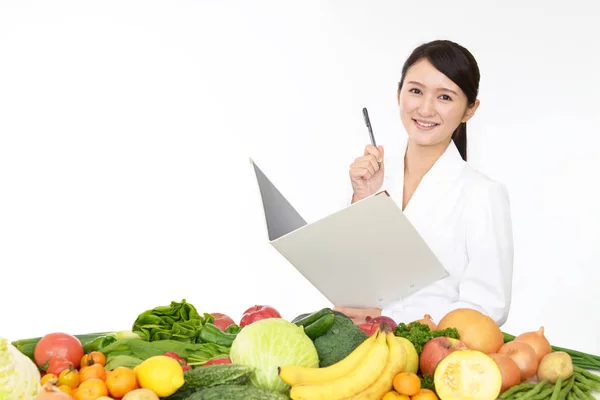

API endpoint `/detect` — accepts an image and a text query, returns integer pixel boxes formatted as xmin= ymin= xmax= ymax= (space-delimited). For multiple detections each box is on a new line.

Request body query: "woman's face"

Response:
xmin=398 ymin=58 xmax=479 ymax=149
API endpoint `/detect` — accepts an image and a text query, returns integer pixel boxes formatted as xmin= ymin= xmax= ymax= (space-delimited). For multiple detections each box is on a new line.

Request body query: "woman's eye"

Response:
xmin=409 ymin=88 xmax=421 ymax=94
xmin=440 ymin=94 xmax=452 ymax=101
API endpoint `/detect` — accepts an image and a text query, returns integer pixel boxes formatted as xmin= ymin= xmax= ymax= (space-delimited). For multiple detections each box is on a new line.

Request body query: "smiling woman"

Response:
xmin=341 ymin=40 xmax=514 ymax=329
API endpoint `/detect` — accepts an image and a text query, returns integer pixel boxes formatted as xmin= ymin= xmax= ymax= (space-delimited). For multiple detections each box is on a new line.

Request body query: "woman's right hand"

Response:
xmin=349 ymin=144 xmax=384 ymax=202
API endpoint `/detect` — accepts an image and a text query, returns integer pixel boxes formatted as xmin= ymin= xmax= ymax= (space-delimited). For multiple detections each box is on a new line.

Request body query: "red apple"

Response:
xmin=419 ymin=337 xmax=468 ymax=375
xmin=365 ymin=315 xmax=397 ymax=330
xmin=358 ymin=321 xmax=379 ymax=336
xmin=210 ymin=313 xmax=235 ymax=331
xmin=239 ymin=305 xmax=282 ymax=327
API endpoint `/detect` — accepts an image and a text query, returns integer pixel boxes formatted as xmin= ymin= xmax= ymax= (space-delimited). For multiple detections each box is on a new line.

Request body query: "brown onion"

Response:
xmin=513 ymin=326 xmax=552 ymax=363
xmin=498 ymin=341 xmax=539 ymax=381
xmin=488 ymin=353 xmax=522 ymax=393
xmin=412 ymin=314 xmax=437 ymax=330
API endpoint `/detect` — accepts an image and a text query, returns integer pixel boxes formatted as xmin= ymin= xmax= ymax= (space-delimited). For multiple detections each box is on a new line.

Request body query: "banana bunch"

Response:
xmin=278 ymin=328 xmax=407 ymax=400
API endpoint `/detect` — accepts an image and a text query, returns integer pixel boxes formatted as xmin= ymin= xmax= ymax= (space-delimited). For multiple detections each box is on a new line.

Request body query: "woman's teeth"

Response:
xmin=415 ymin=120 xmax=438 ymax=127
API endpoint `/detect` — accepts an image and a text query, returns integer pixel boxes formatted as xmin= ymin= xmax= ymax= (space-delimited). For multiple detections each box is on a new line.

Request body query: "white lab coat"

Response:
xmin=347 ymin=139 xmax=514 ymax=327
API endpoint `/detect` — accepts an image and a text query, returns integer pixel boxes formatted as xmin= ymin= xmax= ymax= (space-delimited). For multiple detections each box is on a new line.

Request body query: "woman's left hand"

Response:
xmin=333 ymin=306 xmax=381 ymax=325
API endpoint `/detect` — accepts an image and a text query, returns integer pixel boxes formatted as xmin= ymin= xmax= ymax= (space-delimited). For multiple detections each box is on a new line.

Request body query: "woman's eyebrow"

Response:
xmin=406 ymin=80 xmax=459 ymax=96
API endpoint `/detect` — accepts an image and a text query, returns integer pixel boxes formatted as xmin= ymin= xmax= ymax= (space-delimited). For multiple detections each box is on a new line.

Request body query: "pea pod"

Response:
xmin=198 ymin=323 xmax=238 ymax=347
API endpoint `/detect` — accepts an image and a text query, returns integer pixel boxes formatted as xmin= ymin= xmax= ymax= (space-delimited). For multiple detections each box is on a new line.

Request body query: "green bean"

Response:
xmin=518 ymin=380 xmax=549 ymax=399
xmin=549 ymin=378 xmax=563 ymax=400
xmin=500 ymin=382 xmax=538 ymax=399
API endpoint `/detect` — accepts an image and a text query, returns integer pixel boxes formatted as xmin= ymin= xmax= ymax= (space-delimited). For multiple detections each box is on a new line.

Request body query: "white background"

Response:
xmin=1 ymin=1 xmax=599 ymax=357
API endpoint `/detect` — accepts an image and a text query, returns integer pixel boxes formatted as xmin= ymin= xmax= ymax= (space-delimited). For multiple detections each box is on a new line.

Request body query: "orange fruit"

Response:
xmin=79 ymin=364 xmax=106 ymax=382
xmin=76 ymin=378 xmax=108 ymax=400
xmin=58 ymin=385 xmax=73 ymax=396
xmin=382 ymin=391 xmax=411 ymax=400
xmin=81 ymin=352 xmax=107 ymax=368
xmin=106 ymin=367 xmax=139 ymax=398
xmin=412 ymin=388 xmax=439 ymax=400
xmin=392 ymin=372 xmax=421 ymax=396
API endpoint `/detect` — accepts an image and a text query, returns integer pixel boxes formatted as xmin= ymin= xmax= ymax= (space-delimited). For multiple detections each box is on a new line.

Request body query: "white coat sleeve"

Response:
xmin=382 ymin=181 xmax=514 ymax=327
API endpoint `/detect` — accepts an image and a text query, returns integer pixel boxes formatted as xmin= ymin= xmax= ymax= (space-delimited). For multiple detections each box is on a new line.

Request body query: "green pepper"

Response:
xmin=83 ymin=335 xmax=117 ymax=353
xmin=225 ymin=324 xmax=243 ymax=334
xmin=197 ymin=323 xmax=238 ymax=347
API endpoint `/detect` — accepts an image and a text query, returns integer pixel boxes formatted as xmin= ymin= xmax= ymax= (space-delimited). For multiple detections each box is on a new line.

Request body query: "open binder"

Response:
xmin=250 ymin=158 xmax=448 ymax=309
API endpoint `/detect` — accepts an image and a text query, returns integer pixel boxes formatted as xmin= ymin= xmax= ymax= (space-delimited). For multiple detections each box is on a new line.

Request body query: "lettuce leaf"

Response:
xmin=132 ymin=299 xmax=213 ymax=342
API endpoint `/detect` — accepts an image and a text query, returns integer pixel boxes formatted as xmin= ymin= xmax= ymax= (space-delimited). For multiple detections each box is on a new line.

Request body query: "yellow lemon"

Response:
xmin=396 ymin=337 xmax=419 ymax=374
xmin=134 ymin=355 xmax=184 ymax=397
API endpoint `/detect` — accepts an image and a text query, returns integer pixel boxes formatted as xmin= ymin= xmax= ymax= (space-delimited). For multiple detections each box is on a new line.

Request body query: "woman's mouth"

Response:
xmin=413 ymin=119 xmax=440 ymax=131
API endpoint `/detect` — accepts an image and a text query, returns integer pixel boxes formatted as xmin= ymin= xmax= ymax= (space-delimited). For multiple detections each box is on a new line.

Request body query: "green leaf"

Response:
xmin=131 ymin=299 xmax=209 ymax=343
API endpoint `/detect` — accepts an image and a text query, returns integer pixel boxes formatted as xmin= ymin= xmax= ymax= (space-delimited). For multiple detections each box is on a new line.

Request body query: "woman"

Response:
xmin=335 ymin=40 xmax=514 ymax=328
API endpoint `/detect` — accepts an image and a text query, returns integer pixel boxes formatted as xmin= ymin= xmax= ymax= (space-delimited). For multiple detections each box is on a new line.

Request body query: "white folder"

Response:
xmin=249 ymin=158 xmax=449 ymax=309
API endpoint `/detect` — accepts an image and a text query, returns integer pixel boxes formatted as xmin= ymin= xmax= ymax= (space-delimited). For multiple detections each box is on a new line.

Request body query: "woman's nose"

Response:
xmin=418 ymin=96 xmax=436 ymax=117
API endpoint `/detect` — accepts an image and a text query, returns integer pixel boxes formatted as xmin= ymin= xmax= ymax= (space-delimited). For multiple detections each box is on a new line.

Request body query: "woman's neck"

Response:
xmin=404 ymin=139 xmax=449 ymax=179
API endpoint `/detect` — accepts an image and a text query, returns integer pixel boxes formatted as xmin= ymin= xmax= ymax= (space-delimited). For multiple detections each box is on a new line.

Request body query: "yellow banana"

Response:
xmin=279 ymin=329 xmax=379 ymax=386
xmin=289 ymin=330 xmax=389 ymax=400
xmin=345 ymin=331 xmax=408 ymax=399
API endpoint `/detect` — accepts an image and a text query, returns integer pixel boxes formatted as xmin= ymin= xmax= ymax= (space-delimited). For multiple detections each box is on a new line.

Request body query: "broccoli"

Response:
xmin=394 ymin=321 xmax=460 ymax=355
xmin=312 ymin=311 xmax=369 ymax=367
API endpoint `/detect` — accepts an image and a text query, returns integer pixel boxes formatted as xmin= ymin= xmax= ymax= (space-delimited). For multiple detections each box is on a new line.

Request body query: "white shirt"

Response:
xmin=348 ymin=139 xmax=514 ymax=327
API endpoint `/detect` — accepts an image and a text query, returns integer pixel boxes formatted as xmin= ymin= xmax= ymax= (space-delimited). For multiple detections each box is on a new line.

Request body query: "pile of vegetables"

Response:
xmin=5 ymin=300 xmax=600 ymax=400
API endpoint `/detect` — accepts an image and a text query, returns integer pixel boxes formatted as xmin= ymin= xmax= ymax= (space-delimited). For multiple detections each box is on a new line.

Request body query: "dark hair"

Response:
xmin=397 ymin=40 xmax=480 ymax=161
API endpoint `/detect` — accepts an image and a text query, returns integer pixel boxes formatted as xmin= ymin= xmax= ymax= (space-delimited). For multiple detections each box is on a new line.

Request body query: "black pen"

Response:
xmin=362 ymin=107 xmax=377 ymax=147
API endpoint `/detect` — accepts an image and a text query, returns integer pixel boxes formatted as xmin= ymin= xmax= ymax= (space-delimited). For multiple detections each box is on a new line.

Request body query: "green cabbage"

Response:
xmin=229 ymin=318 xmax=319 ymax=393
xmin=0 ymin=336 xmax=41 ymax=400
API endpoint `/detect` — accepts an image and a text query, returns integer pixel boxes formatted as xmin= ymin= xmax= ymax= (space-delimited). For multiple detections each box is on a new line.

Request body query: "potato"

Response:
xmin=537 ymin=351 xmax=573 ymax=383
xmin=122 ymin=389 xmax=160 ymax=400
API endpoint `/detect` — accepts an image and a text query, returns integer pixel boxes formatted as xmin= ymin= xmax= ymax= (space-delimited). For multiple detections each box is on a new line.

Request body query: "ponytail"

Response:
xmin=452 ymin=122 xmax=467 ymax=161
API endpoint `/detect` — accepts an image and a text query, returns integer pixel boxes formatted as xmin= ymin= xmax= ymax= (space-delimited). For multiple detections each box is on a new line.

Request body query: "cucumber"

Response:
xmin=303 ymin=312 xmax=335 ymax=340
xmin=292 ymin=308 xmax=333 ymax=327
xmin=291 ymin=313 xmax=311 ymax=324
xmin=172 ymin=364 xmax=254 ymax=393
xmin=292 ymin=308 xmax=335 ymax=340
xmin=184 ymin=385 xmax=290 ymax=400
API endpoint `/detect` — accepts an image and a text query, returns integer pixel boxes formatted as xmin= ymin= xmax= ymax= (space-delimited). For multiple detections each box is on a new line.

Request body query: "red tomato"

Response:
xmin=46 ymin=356 xmax=74 ymax=376
xmin=203 ymin=357 xmax=231 ymax=366
xmin=34 ymin=333 xmax=85 ymax=369
xmin=210 ymin=313 xmax=235 ymax=330
xmin=239 ymin=305 xmax=281 ymax=327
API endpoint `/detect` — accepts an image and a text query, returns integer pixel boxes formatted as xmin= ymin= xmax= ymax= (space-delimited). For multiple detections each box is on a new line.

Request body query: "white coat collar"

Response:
xmin=396 ymin=139 xmax=467 ymax=217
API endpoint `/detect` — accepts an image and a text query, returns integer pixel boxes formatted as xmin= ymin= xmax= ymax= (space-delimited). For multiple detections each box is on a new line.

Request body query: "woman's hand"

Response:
xmin=333 ymin=306 xmax=382 ymax=325
xmin=349 ymin=144 xmax=385 ymax=202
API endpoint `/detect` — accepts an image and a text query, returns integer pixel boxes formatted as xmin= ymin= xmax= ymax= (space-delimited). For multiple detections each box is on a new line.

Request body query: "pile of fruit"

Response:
xmin=2 ymin=299 xmax=600 ymax=400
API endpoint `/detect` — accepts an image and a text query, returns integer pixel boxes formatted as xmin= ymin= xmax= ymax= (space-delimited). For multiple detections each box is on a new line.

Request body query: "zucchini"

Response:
xmin=184 ymin=384 xmax=290 ymax=400
xmin=171 ymin=364 xmax=254 ymax=393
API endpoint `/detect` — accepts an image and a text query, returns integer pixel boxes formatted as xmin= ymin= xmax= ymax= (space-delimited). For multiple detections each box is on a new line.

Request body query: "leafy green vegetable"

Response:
xmin=312 ymin=311 xmax=369 ymax=367
xmin=394 ymin=321 xmax=460 ymax=354
xmin=421 ymin=373 xmax=434 ymax=391
xmin=104 ymin=355 xmax=144 ymax=370
xmin=132 ymin=299 xmax=213 ymax=342
xmin=229 ymin=318 xmax=319 ymax=394
xmin=99 ymin=338 xmax=229 ymax=366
